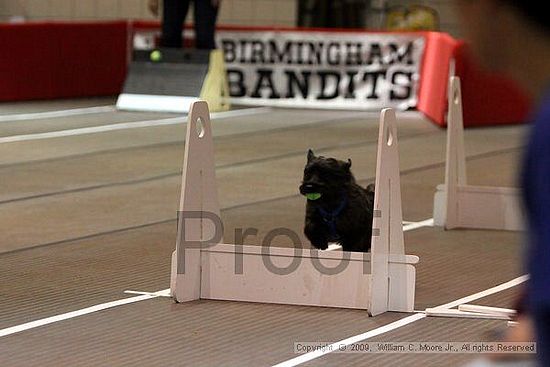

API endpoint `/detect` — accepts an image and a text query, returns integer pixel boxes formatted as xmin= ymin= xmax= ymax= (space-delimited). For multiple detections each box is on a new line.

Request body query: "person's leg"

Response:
xmin=161 ymin=0 xmax=191 ymax=48
xmin=193 ymin=0 xmax=219 ymax=49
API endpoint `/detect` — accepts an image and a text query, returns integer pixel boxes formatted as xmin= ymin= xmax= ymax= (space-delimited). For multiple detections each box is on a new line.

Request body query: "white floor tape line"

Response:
xmin=327 ymin=218 xmax=434 ymax=251
xmin=274 ymin=313 xmax=427 ymax=367
xmin=0 ymin=105 xmax=116 ymax=122
xmin=434 ymin=274 xmax=528 ymax=310
xmin=0 ymin=116 xmax=186 ymax=144
xmin=0 ymin=107 xmax=272 ymax=144
xmin=0 ymin=293 xmax=160 ymax=338
xmin=210 ymin=106 xmax=272 ymax=119
xmin=271 ymin=274 xmax=528 ymax=367
xmin=124 ymin=289 xmax=171 ymax=297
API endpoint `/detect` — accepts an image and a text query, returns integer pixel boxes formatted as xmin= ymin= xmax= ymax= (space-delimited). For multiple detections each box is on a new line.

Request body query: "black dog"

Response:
xmin=299 ymin=149 xmax=375 ymax=252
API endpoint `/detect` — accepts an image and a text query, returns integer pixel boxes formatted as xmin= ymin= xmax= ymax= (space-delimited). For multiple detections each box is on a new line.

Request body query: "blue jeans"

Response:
xmin=534 ymin=308 xmax=550 ymax=366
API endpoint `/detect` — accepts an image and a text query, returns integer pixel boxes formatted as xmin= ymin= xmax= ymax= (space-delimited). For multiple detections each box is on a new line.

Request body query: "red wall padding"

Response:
xmin=415 ymin=32 xmax=531 ymax=126
xmin=416 ymin=32 xmax=458 ymax=126
xmin=0 ymin=21 xmax=128 ymax=101
xmin=453 ymin=41 xmax=531 ymax=127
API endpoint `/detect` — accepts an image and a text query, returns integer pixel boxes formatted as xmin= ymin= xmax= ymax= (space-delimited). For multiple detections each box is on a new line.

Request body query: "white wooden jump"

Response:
xmin=433 ymin=76 xmax=524 ymax=231
xmin=170 ymin=101 xmax=419 ymax=316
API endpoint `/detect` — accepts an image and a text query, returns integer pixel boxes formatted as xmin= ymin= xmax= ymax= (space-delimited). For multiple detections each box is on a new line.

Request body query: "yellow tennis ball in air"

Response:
xmin=150 ymin=50 xmax=162 ymax=62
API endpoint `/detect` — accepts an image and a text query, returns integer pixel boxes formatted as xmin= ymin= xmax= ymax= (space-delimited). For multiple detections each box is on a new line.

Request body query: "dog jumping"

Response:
xmin=299 ymin=149 xmax=375 ymax=252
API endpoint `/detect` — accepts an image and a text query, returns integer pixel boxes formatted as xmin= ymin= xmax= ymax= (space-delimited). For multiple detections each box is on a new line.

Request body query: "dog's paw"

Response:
xmin=311 ymin=242 xmax=329 ymax=250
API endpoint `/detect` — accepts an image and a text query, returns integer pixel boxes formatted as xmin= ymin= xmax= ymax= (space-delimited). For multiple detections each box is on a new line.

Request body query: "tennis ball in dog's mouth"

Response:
xmin=305 ymin=193 xmax=322 ymax=201
xmin=150 ymin=50 xmax=162 ymax=62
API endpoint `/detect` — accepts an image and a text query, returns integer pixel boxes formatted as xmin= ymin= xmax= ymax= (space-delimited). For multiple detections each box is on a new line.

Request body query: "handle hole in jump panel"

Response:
xmin=386 ymin=124 xmax=393 ymax=146
xmin=453 ymin=88 xmax=460 ymax=105
xmin=196 ymin=117 xmax=205 ymax=138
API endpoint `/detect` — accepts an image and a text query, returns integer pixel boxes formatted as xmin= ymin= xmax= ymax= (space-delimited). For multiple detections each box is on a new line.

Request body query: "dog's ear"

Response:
xmin=344 ymin=158 xmax=352 ymax=170
xmin=307 ymin=149 xmax=315 ymax=162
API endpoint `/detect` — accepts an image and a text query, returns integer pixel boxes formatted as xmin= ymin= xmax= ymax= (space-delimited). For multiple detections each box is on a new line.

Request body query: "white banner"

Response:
xmin=217 ymin=31 xmax=425 ymax=110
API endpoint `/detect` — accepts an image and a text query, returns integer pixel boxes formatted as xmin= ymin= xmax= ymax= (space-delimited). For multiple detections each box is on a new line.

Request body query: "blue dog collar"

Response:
xmin=317 ymin=194 xmax=347 ymax=240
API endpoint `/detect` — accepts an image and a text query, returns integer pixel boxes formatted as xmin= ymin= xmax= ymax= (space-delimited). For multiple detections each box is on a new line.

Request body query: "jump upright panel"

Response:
xmin=170 ymin=102 xmax=418 ymax=316
xmin=433 ymin=77 xmax=524 ymax=231
xmin=170 ymin=101 xmax=221 ymax=303
xmin=370 ymin=108 xmax=414 ymax=315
